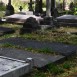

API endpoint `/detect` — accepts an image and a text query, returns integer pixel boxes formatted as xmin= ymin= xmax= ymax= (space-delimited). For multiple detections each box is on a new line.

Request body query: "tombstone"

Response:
xmin=28 ymin=0 xmax=34 ymax=11
xmin=0 ymin=56 xmax=33 ymax=77
xmin=5 ymin=3 xmax=14 ymax=16
xmin=5 ymin=0 xmax=14 ymax=16
xmin=19 ymin=6 xmax=23 ymax=11
xmin=20 ymin=17 xmax=40 ymax=33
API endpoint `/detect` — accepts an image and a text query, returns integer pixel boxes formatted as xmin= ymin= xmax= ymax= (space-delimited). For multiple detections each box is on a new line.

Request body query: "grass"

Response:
xmin=25 ymin=57 xmax=77 ymax=77
xmin=0 ymin=43 xmax=57 ymax=55
xmin=0 ymin=23 xmax=77 ymax=77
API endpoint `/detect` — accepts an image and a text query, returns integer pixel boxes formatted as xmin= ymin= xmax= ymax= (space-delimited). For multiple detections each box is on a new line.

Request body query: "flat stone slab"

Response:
xmin=6 ymin=14 xmax=43 ymax=24
xmin=0 ymin=56 xmax=32 ymax=77
xmin=0 ymin=27 xmax=14 ymax=35
xmin=0 ymin=37 xmax=76 ymax=56
xmin=56 ymin=15 xmax=77 ymax=22
xmin=0 ymin=48 xmax=64 ymax=68
xmin=56 ymin=15 xmax=77 ymax=26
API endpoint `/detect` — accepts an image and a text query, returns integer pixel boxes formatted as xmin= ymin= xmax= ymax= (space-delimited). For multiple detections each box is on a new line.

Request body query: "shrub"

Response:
xmin=38 ymin=47 xmax=54 ymax=54
xmin=47 ymin=64 xmax=64 ymax=75
xmin=12 ymin=0 xmax=28 ymax=12
xmin=0 ymin=2 xmax=6 ymax=11
xmin=62 ymin=62 xmax=72 ymax=70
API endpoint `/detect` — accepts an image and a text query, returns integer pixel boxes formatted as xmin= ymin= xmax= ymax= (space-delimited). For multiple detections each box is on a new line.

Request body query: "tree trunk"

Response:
xmin=63 ymin=0 xmax=66 ymax=10
xmin=39 ymin=0 xmax=43 ymax=13
xmin=51 ymin=0 xmax=55 ymax=16
xmin=46 ymin=0 xmax=51 ymax=17
xmin=35 ymin=0 xmax=39 ymax=13
xmin=8 ymin=0 xmax=11 ymax=5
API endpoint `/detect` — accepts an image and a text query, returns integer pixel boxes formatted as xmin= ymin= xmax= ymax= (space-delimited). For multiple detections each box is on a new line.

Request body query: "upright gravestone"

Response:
xmin=20 ymin=17 xmax=40 ymax=34
xmin=5 ymin=0 xmax=14 ymax=16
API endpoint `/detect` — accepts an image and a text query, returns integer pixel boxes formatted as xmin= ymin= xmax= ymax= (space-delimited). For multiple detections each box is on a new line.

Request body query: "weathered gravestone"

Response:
xmin=0 ymin=56 xmax=33 ymax=77
xmin=5 ymin=3 xmax=14 ymax=16
xmin=20 ymin=17 xmax=40 ymax=33
xmin=0 ymin=48 xmax=65 ymax=68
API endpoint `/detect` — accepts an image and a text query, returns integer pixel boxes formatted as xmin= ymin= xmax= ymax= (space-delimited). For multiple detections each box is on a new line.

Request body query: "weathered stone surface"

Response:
xmin=56 ymin=15 xmax=77 ymax=26
xmin=6 ymin=14 xmax=43 ymax=24
xmin=0 ymin=27 xmax=14 ymax=35
xmin=43 ymin=17 xmax=53 ymax=25
xmin=20 ymin=17 xmax=40 ymax=33
xmin=0 ymin=37 xmax=77 ymax=56
xmin=0 ymin=56 xmax=32 ymax=77
xmin=23 ymin=17 xmax=39 ymax=28
xmin=5 ymin=4 xmax=14 ymax=16
xmin=56 ymin=15 xmax=77 ymax=22
xmin=0 ymin=48 xmax=64 ymax=68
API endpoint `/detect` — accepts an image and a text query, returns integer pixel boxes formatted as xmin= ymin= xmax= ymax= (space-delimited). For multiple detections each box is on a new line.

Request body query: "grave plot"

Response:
xmin=0 ymin=48 xmax=64 ymax=68
xmin=0 ymin=27 xmax=15 ymax=36
xmin=56 ymin=15 xmax=77 ymax=27
xmin=5 ymin=14 xmax=43 ymax=24
xmin=0 ymin=56 xmax=33 ymax=77
xmin=0 ymin=37 xmax=77 ymax=56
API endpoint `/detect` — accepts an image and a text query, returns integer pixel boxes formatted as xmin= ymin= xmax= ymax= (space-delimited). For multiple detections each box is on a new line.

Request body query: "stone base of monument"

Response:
xmin=20 ymin=28 xmax=34 ymax=34
xmin=40 ymin=25 xmax=52 ymax=31
xmin=43 ymin=16 xmax=53 ymax=25
xmin=0 ymin=56 xmax=33 ymax=77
